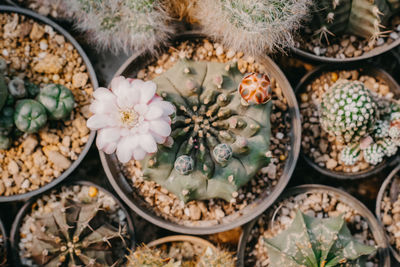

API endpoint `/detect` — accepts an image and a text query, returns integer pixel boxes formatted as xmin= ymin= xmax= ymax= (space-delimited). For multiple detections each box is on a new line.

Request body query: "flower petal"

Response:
xmin=145 ymin=106 xmax=163 ymax=120
xmin=133 ymin=147 xmax=147 ymax=160
xmin=90 ymin=99 xmax=117 ymax=115
xmin=149 ymin=120 xmax=171 ymax=137
xmin=96 ymin=128 xmax=120 ymax=153
xmin=87 ymin=114 xmax=114 ymax=129
xmin=139 ymin=134 xmax=157 ymax=153
xmin=103 ymin=143 xmax=117 ymax=154
xmin=150 ymin=131 xmax=167 ymax=144
xmin=149 ymin=100 xmax=175 ymax=116
xmin=93 ymin=87 xmax=115 ymax=101
xmin=114 ymin=79 xmax=140 ymax=109
xmin=139 ymin=81 xmax=157 ymax=104
xmin=134 ymin=103 xmax=149 ymax=115
xmin=116 ymin=137 xmax=134 ymax=163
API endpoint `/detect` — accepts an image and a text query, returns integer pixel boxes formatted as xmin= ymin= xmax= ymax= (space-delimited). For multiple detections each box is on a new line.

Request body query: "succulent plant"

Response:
xmin=197 ymin=246 xmax=235 ymax=267
xmin=378 ymin=138 xmax=398 ymax=156
xmin=8 ymin=77 xmax=27 ymax=99
xmin=22 ymin=194 xmax=130 ymax=266
xmin=14 ymin=99 xmax=47 ymax=133
xmin=25 ymin=81 xmax=40 ymax=98
xmin=339 ymin=144 xmax=361 ymax=166
xmin=0 ymin=73 xmax=7 ymax=111
xmin=127 ymin=245 xmax=181 ymax=267
xmin=0 ymin=106 xmax=14 ymax=136
xmin=363 ymin=143 xmax=385 ymax=165
xmin=141 ymin=59 xmax=272 ymax=202
xmin=194 ymin=0 xmax=311 ymax=56
xmin=264 ymin=210 xmax=377 ymax=267
xmin=37 ymin=83 xmax=75 ymax=120
xmin=373 ymin=119 xmax=390 ymax=138
xmin=320 ymin=80 xmax=378 ymax=143
xmin=309 ymin=0 xmax=400 ymax=43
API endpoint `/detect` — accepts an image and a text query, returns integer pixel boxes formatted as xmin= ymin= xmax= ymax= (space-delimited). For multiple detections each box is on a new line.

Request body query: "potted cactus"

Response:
xmin=297 ymin=65 xmax=400 ymax=179
xmin=10 ymin=182 xmax=134 ymax=266
xmin=0 ymin=6 xmax=97 ymax=201
xmin=97 ymin=33 xmax=301 ymax=234
xmin=127 ymin=235 xmax=235 ymax=267
xmin=376 ymin=164 xmax=400 ymax=262
xmin=293 ymin=0 xmax=400 ymax=62
xmin=237 ymin=184 xmax=390 ymax=267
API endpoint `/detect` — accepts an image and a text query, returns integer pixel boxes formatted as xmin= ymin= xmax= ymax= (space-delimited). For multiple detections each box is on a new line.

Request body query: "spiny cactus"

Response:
xmin=378 ymin=138 xmax=398 ymax=156
xmin=141 ymin=59 xmax=272 ymax=202
xmin=320 ymin=80 xmax=378 ymax=143
xmin=127 ymin=246 xmax=181 ymax=267
xmin=363 ymin=143 xmax=385 ymax=165
xmin=22 ymin=194 xmax=130 ymax=266
xmin=194 ymin=0 xmax=312 ymax=56
xmin=339 ymin=144 xmax=361 ymax=165
xmin=373 ymin=119 xmax=390 ymax=138
xmin=197 ymin=246 xmax=235 ymax=267
xmin=264 ymin=210 xmax=377 ymax=267
xmin=310 ymin=0 xmax=400 ymax=43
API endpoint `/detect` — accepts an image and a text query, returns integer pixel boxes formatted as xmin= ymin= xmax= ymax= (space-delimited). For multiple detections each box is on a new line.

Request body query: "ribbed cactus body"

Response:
xmin=141 ymin=59 xmax=272 ymax=202
xmin=320 ymin=80 xmax=377 ymax=143
xmin=340 ymin=144 xmax=361 ymax=165
xmin=264 ymin=210 xmax=376 ymax=267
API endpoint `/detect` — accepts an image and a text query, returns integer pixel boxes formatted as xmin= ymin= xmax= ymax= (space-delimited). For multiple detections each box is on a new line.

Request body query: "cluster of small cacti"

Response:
xmin=309 ymin=0 xmax=400 ymax=44
xmin=0 ymin=58 xmax=75 ymax=150
xmin=320 ymin=79 xmax=400 ymax=166
xmin=141 ymin=59 xmax=272 ymax=202
xmin=264 ymin=210 xmax=377 ymax=267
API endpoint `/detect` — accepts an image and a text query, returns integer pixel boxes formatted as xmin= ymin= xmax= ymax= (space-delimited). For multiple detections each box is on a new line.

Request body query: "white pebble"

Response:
xmin=39 ymin=41 xmax=48 ymax=50
xmin=390 ymin=32 xmax=399 ymax=40
xmin=276 ymin=132 xmax=284 ymax=139
xmin=2 ymin=49 xmax=8 ymax=57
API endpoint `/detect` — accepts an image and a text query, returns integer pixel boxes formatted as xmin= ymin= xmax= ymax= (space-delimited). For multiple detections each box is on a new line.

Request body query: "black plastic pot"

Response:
xmin=10 ymin=180 xmax=135 ymax=266
xmin=295 ymin=64 xmax=400 ymax=179
xmin=376 ymin=164 xmax=400 ymax=262
xmin=0 ymin=217 xmax=7 ymax=267
xmin=237 ymin=184 xmax=391 ymax=267
xmin=100 ymin=32 xmax=301 ymax=235
xmin=0 ymin=5 xmax=98 ymax=202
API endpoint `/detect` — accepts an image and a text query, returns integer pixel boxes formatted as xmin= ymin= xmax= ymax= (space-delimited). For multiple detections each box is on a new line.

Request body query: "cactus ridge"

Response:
xmin=141 ymin=59 xmax=272 ymax=202
xmin=264 ymin=210 xmax=377 ymax=267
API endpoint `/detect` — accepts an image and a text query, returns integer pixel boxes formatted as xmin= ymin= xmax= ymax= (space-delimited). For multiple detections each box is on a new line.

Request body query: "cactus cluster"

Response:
xmin=19 ymin=185 xmax=131 ymax=267
xmin=0 ymin=58 xmax=75 ymax=150
xmin=140 ymin=59 xmax=272 ymax=202
xmin=264 ymin=210 xmax=377 ymax=267
xmin=320 ymin=79 xmax=400 ymax=166
xmin=309 ymin=0 xmax=400 ymax=44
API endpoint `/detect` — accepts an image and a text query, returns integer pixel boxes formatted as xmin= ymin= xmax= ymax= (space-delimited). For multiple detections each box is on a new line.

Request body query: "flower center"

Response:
xmin=119 ymin=109 xmax=139 ymax=127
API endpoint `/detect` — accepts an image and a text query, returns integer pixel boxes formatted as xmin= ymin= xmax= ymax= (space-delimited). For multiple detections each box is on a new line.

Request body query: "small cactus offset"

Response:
xmin=339 ymin=144 xmax=361 ymax=166
xmin=141 ymin=59 xmax=272 ymax=202
xmin=320 ymin=80 xmax=378 ymax=143
xmin=378 ymin=138 xmax=398 ymax=156
xmin=373 ymin=120 xmax=390 ymax=138
xmin=264 ymin=210 xmax=377 ymax=267
xmin=363 ymin=143 xmax=385 ymax=165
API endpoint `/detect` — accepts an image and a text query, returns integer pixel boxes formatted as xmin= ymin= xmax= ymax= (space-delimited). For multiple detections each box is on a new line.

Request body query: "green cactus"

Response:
xmin=23 ymin=196 xmax=130 ymax=266
xmin=264 ymin=210 xmax=376 ymax=267
xmin=37 ymin=83 xmax=75 ymax=120
xmin=373 ymin=120 xmax=390 ymax=138
xmin=0 ymin=106 xmax=14 ymax=135
xmin=14 ymin=99 xmax=47 ymax=133
xmin=127 ymin=246 xmax=181 ymax=267
xmin=0 ymin=73 xmax=7 ymax=111
xmin=140 ymin=59 xmax=271 ymax=202
xmin=339 ymin=144 xmax=361 ymax=166
xmin=8 ymin=77 xmax=27 ymax=99
xmin=378 ymin=138 xmax=398 ymax=156
xmin=320 ymin=80 xmax=378 ymax=143
xmin=0 ymin=135 xmax=11 ymax=150
xmin=25 ymin=81 xmax=40 ymax=98
xmin=363 ymin=143 xmax=385 ymax=165
xmin=310 ymin=0 xmax=400 ymax=43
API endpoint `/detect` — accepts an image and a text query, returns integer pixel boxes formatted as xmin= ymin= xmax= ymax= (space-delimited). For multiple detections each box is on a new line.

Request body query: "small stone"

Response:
xmin=377 ymin=38 xmax=385 ymax=46
xmin=326 ymin=158 xmax=337 ymax=169
xmin=21 ymin=179 xmax=30 ymax=189
xmin=29 ymin=23 xmax=45 ymax=40
xmin=313 ymin=46 xmax=321 ymax=56
xmin=216 ymin=46 xmax=224 ymax=56
xmin=344 ymin=44 xmax=355 ymax=57
xmin=189 ymin=205 xmax=201 ymax=220
xmin=382 ymin=214 xmax=392 ymax=225
xmin=54 ymin=35 xmax=65 ymax=45
xmin=47 ymin=151 xmax=71 ymax=170
xmin=390 ymin=32 xmax=399 ymax=40
xmin=276 ymin=132 xmax=284 ymax=139
xmin=8 ymin=160 xmax=19 ymax=175
xmin=226 ymin=50 xmax=235 ymax=59
xmin=72 ymin=73 xmax=88 ymax=88
xmin=33 ymin=54 xmax=65 ymax=74
xmin=353 ymin=50 xmax=362 ymax=57
xmin=22 ymin=136 xmax=38 ymax=154
xmin=340 ymin=39 xmax=350 ymax=48
xmin=379 ymin=84 xmax=390 ymax=95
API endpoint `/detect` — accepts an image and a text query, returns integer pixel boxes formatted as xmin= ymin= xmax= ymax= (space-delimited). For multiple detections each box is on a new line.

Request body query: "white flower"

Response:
xmin=87 ymin=76 xmax=175 ymax=163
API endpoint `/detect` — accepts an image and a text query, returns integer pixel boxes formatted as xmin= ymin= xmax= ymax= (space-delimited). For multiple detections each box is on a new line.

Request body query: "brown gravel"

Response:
xmin=120 ymin=39 xmax=292 ymax=226
xmin=300 ymin=69 xmax=397 ymax=174
xmin=244 ymin=191 xmax=380 ymax=267
xmin=0 ymin=13 xmax=93 ymax=196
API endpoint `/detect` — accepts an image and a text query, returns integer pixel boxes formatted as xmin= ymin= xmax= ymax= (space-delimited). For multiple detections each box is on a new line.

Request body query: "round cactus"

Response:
xmin=14 ymin=99 xmax=47 ymax=133
xmin=8 ymin=77 xmax=26 ymax=98
xmin=0 ymin=106 xmax=14 ymax=135
xmin=373 ymin=120 xmax=390 ymax=138
xmin=213 ymin=143 xmax=233 ymax=164
xmin=0 ymin=135 xmax=11 ymax=150
xmin=378 ymin=138 xmax=398 ymax=157
xmin=339 ymin=144 xmax=361 ymax=166
xmin=363 ymin=143 xmax=385 ymax=165
xmin=320 ymin=80 xmax=378 ymax=143
xmin=142 ymin=59 xmax=272 ymax=202
xmin=25 ymin=81 xmax=40 ymax=98
xmin=37 ymin=84 xmax=75 ymax=120
xmin=174 ymin=155 xmax=194 ymax=175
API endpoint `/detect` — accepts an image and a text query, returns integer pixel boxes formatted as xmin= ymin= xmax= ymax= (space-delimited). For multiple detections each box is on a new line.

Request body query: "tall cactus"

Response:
xmin=141 ymin=59 xmax=272 ymax=202
xmin=264 ymin=210 xmax=377 ymax=267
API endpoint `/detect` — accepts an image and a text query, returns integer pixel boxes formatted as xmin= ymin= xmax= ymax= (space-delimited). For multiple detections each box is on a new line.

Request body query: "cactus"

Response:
xmin=193 ymin=0 xmax=311 ymax=56
xmin=0 ymin=106 xmax=14 ymax=136
xmin=22 ymin=192 xmax=130 ymax=266
xmin=197 ymin=247 xmax=235 ymax=267
xmin=310 ymin=0 xmax=400 ymax=43
xmin=0 ymin=73 xmax=7 ymax=111
xmin=140 ymin=59 xmax=272 ymax=202
xmin=378 ymin=138 xmax=398 ymax=156
xmin=320 ymin=80 xmax=378 ymax=143
xmin=14 ymin=99 xmax=47 ymax=133
xmin=363 ymin=143 xmax=385 ymax=165
xmin=339 ymin=144 xmax=361 ymax=166
xmin=373 ymin=120 xmax=390 ymax=138
xmin=37 ymin=83 xmax=75 ymax=120
xmin=0 ymin=135 xmax=11 ymax=150
xmin=127 ymin=246 xmax=181 ymax=267
xmin=264 ymin=210 xmax=376 ymax=267
xmin=8 ymin=77 xmax=27 ymax=99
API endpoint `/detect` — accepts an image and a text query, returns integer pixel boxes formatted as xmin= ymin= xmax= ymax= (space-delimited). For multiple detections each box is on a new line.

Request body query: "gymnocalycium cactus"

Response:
xmin=141 ymin=59 xmax=272 ymax=202
xmin=320 ymin=80 xmax=377 ymax=143
xmin=127 ymin=246 xmax=181 ymax=267
xmin=310 ymin=0 xmax=400 ymax=43
xmin=264 ymin=210 xmax=377 ymax=267
xmin=14 ymin=99 xmax=47 ymax=133
xmin=37 ymin=84 xmax=75 ymax=120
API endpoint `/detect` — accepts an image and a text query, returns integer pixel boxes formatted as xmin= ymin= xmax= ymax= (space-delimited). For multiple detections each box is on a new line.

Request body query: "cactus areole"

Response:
xmin=141 ymin=59 xmax=272 ymax=202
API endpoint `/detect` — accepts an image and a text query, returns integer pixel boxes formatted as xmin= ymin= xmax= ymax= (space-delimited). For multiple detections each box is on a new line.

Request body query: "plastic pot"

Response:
xmin=10 ymin=180 xmax=135 ymax=266
xmin=99 ymin=32 xmax=301 ymax=235
xmin=237 ymin=184 xmax=391 ymax=267
xmin=295 ymin=64 xmax=400 ymax=179
xmin=0 ymin=5 xmax=98 ymax=202
xmin=376 ymin=164 xmax=400 ymax=262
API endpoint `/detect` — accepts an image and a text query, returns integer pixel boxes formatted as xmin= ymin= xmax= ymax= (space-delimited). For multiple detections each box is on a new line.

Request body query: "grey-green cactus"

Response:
xmin=339 ymin=144 xmax=361 ymax=166
xmin=37 ymin=83 xmax=75 ymax=120
xmin=264 ymin=210 xmax=376 ymax=267
xmin=310 ymin=0 xmax=400 ymax=43
xmin=8 ymin=77 xmax=27 ymax=99
xmin=141 ymin=59 xmax=272 ymax=202
xmin=320 ymin=80 xmax=378 ymax=143
xmin=126 ymin=246 xmax=181 ymax=267
xmin=363 ymin=143 xmax=385 ymax=165
xmin=14 ymin=99 xmax=47 ymax=133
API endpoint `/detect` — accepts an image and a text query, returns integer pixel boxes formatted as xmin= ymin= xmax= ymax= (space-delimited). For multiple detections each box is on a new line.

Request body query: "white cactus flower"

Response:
xmin=87 ymin=76 xmax=175 ymax=163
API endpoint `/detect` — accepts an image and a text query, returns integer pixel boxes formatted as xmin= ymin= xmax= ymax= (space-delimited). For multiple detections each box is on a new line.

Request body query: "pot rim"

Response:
xmin=9 ymin=180 xmax=136 ymax=266
xmin=376 ymin=163 xmax=400 ymax=262
xmin=100 ymin=31 xmax=301 ymax=235
xmin=294 ymin=64 xmax=400 ymax=179
xmin=0 ymin=5 xmax=98 ymax=202
xmin=237 ymin=184 xmax=391 ymax=267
